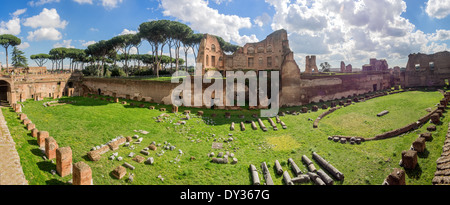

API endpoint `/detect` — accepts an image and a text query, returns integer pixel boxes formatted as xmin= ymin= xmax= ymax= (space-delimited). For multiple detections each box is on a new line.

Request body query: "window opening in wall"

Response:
xmin=429 ymin=62 xmax=435 ymax=70
xmin=248 ymin=57 xmax=254 ymax=67
xmin=211 ymin=44 xmax=216 ymax=52
xmin=415 ymin=64 xmax=420 ymax=70
xmin=267 ymin=57 xmax=272 ymax=67
xmin=211 ymin=56 xmax=216 ymax=67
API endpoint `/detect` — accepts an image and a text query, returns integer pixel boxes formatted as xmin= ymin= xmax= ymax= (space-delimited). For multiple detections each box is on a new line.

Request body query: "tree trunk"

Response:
xmin=5 ymin=47 xmax=9 ymax=73
xmin=175 ymin=43 xmax=180 ymax=72
xmin=184 ymin=49 xmax=188 ymax=72
xmin=169 ymin=43 xmax=173 ymax=71
xmin=136 ymin=46 xmax=141 ymax=72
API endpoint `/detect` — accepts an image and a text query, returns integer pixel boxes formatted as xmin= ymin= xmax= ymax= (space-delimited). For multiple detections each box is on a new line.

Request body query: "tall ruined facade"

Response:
xmin=196 ymin=29 xmax=303 ymax=106
xmin=403 ymin=51 xmax=450 ymax=88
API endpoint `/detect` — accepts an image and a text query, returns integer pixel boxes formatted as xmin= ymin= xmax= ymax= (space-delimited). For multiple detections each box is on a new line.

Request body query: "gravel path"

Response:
xmin=0 ymin=109 xmax=28 ymax=185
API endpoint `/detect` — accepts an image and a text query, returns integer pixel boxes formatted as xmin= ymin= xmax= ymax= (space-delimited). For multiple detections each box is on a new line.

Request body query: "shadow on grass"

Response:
xmin=405 ymin=164 xmax=423 ymax=180
xmin=81 ymin=154 xmax=91 ymax=161
xmin=36 ymin=161 xmax=55 ymax=173
xmin=45 ymin=179 xmax=68 ymax=185
xmin=418 ymin=149 xmax=430 ymax=158
xmin=30 ymin=148 xmax=43 ymax=157
xmin=27 ymin=139 xmax=39 ymax=146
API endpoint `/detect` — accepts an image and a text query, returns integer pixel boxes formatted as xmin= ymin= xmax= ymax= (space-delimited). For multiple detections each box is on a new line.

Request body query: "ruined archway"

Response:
xmin=0 ymin=80 xmax=11 ymax=104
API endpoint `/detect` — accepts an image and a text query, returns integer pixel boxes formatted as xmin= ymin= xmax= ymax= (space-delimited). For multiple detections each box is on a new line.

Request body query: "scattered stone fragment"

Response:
xmin=123 ymin=162 xmax=136 ymax=170
xmin=307 ymin=172 xmax=326 ymax=185
xmin=240 ymin=122 xmax=245 ymax=131
xmin=312 ymin=152 xmax=344 ymax=181
xmin=148 ymin=144 xmax=157 ymax=151
xmin=288 ymin=158 xmax=302 ymax=176
xmin=275 ymin=160 xmax=283 ymax=175
xmin=249 ymin=164 xmax=260 ymax=185
xmin=383 ymin=168 xmax=405 ymax=185
xmin=317 ymin=169 xmax=334 ymax=185
xmin=261 ymin=162 xmax=274 ymax=185
xmin=146 ymin=157 xmax=155 ymax=165
xmin=302 ymin=155 xmax=317 ymax=172
xmin=401 ymin=150 xmax=418 ymax=169
xmin=283 ymin=171 xmax=294 ymax=185
xmin=377 ymin=110 xmax=389 ymax=117
xmin=112 ymin=166 xmax=127 ymax=179
xmin=291 ymin=174 xmax=310 ymax=184
xmin=140 ymin=150 xmax=150 ymax=156
xmin=427 ymin=125 xmax=437 ymax=132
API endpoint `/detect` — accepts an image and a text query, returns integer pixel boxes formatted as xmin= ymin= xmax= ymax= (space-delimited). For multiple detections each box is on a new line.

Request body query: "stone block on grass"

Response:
xmin=112 ymin=166 xmax=127 ymax=179
xmin=56 ymin=147 xmax=72 ymax=177
xmin=45 ymin=137 xmax=59 ymax=160
xmin=73 ymin=161 xmax=93 ymax=185
xmin=37 ymin=131 xmax=49 ymax=147
xmin=401 ymin=150 xmax=418 ymax=169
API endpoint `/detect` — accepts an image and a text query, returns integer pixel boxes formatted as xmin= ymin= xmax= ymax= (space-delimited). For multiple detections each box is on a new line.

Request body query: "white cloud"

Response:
xmin=426 ymin=0 xmax=450 ymax=19
xmin=53 ymin=39 xmax=75 ymax=48
xmin=160 ymin=0 xmax=258 ymax=45
xmin=17 ymin=42 xmax=30 ymax=50
xmin=23 ymin=8 xmax=68 ymax=29
xmin=265 ymin=0 xmax=448 ymax=68
xmin=0 ymin=17 xmax=21 ymax=35
xmin=81 ymin=40 xmax=96 ymax=47
xmin=27 ymin=27 xmax=63 ymax=41
xmin=254 ymin=13 xmax=271 ymax=27
xmin=119 ymin=29 xmax=138 ymax=35
xmin=24 ymin=8 xmax=68 ymax=42
xmin=101 ymin=0 xmax=124 ymax=9
xmin=73 ymin=0 xmax=93 ymax=4
xmin=89 ymin=27 xmax=99 ymax=32
xmin=213 ymin=0 xmax=232 ymax=5
xmin=28 ymin=0 xmax=61 ymax=7
xmin=429 ymin=29 xmax=450 ymax=41
xmin=12 ymin=8 xmax=27 ymax=17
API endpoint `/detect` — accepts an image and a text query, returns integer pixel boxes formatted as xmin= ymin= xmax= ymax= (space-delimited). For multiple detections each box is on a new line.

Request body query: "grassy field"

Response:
xmin=4 ymin=90 xmax=447 ymax=185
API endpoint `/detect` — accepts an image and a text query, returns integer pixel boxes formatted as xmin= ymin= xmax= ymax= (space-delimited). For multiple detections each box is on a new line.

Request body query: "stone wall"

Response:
xmin=1 ymin=72 xmax=74 ymax=104
xmin=294 ymin=72 xmax=392 ymax=105
xmin=81 ymin=78 xmax=181 ymax=105
xmin=403 ymin=51 xmax=450 ymax=88
xmin=197 ymin=29 xmax=291 ymax=73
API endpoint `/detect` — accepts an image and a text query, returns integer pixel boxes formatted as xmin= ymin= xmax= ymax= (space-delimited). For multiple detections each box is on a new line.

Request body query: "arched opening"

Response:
xmin=98 ymin=88 xmax=102 ymax=95
xmin=0 ymin=80 xmax=11 ymax=105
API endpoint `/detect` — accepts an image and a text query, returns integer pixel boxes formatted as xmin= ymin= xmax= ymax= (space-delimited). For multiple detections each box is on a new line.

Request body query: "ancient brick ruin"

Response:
xmin=0 ymin=31 xmax=447 ymax=110
xmin=403 ymin=51 xmax=450 ymax=88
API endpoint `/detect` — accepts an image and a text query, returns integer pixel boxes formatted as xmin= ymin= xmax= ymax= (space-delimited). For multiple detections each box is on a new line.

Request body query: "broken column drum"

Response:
xmin=288 ymin=158 xmax=302 ymax=176
xmin=261 ymin=162 xmax=274 ymax=185
xmin=249 ymin=164 xmax=260 ymax=185
xmin=312 ymin=152 xmax=344 ymax=181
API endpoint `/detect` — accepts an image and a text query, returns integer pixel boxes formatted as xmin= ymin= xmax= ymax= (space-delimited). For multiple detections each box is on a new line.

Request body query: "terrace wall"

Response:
xmin=81 ymin=77 xmax=181 ymax=105
xmin=294 ymin=72 xmax=392 ymax=105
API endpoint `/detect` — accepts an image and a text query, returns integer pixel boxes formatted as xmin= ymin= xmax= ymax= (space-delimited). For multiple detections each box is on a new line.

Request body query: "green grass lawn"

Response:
xmin=4 ymin=90 xmax=447 ymax=185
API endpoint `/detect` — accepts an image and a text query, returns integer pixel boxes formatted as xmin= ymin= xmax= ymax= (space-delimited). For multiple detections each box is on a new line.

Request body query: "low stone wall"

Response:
xmin=297 ymin=72 xmax=392 ymax=105
xmin=313 ymin=107 xmax=340 ymax=128
xmin=82 ymin=78 xmax=181 ymax=105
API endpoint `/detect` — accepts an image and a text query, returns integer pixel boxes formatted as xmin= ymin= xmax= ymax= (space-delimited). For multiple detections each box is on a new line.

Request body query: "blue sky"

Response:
xmin=0 ymin=0 xmax=449 ymax=70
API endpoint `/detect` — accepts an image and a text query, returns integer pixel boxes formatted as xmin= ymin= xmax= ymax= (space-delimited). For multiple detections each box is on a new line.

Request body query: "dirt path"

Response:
xmin=0 ymin=109 xmax=28 ymax=185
